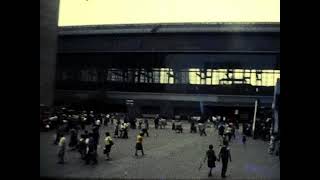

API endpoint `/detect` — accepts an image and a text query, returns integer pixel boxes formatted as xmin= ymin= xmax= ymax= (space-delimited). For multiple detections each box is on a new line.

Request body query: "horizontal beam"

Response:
xmin=58 ymin=50 xmax=279 ymax=54
xmin=55 ymin=90 xmax=273 ymax=105
xmin=59 ymin=23 xmax=280 ymax=35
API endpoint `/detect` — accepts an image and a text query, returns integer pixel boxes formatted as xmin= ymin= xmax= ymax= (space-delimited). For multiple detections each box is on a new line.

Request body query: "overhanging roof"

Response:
xmin=59 ymin=23 xmax=280 ymax=35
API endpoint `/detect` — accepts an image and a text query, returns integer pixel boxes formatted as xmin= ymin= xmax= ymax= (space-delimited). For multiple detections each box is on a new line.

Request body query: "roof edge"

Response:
xmin=58 ymin=23 xmax=280 ymax=35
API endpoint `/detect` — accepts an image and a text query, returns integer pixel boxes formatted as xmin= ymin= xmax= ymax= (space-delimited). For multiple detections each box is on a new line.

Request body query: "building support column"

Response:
xmin=40 ymin=0 xmax=60 ymax=107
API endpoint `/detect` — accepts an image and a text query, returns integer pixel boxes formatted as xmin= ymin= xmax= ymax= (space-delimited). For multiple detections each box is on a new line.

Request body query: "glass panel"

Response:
xmin=160 ymin=68 xmax=169 ymax=84
xmin=250 ymin=70 xmax=257 ymax=86
xmin=189 ymin=68 xmax=200 ymax=84
xmin=262 ymin=72 xmax=274 ymax=86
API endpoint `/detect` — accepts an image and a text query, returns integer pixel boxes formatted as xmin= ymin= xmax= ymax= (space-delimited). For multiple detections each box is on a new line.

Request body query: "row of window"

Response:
xmin=58 ymin=68 xmax=280 ymax=87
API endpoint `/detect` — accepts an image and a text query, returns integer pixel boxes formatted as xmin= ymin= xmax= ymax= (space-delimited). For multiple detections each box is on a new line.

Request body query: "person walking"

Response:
xmin=120 ymin=123 xmax=125 ymax=138
xmin=138 ymin=118 xmax=143 ymax=130
xmin=85 ymin=133 xmax=98 ymax=165
xmin=172 ymin=119 xmax=176 ymax=130
xmin=198 ymin=123 xmax=207 ymax=136
xmin=141 ymin=121 xmax=149 ymax=137
xmin=123 ymin=123 xmax=129 ymax=139
xmin=135 ymin=132 xmax=145 ymax=156
xmin=92 ymin=126 xmax=100 ymax=151
xmin=154 ymin=115 xmax=159 ymax=129
xmin=68 ymin=128 xmax=78 ymax=150
xmin=190 ymin=120 xmax=197 ymax=133
xmin=218 ymin=123 xmax=225 ymax=137
xmin=114 ymin=122 xmax=120 ymax=138
xmin=77 ymin=134 xmax=87 ymax=160
xmin=242 ymin=135 xmax=247 ymax=145
xmin=104 ymin=132 xmax=114 ymax=160
xmin=57 ymin=133 xmax=66 ymax=164
xmin=54 ymin=125 xmax=63 ymax=145
xmin=203 ymin=145 xmax=217 ymax=177
xmin=217 ymin=141 xmax=232 ymax=178
xmin=105 ymin=114 xmax=110 ymax=127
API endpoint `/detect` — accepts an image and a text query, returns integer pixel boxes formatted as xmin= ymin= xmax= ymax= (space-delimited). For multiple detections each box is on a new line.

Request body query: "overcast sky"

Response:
xmin=58 ymin=0 xmax=280 ymax=26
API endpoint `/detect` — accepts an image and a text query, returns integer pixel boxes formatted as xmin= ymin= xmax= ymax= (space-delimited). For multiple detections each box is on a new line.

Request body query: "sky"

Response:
xmin=58 ymin=0 xmax=280 ymax=26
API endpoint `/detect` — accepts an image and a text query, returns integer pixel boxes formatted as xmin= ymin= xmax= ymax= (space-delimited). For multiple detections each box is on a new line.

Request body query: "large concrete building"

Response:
xmin=53 ymin=23 xmax=279 ymax=119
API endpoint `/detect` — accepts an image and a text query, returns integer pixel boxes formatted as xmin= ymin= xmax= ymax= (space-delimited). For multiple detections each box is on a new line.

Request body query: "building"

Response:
xmin=54 ymin=23 xmax=280 ymax=120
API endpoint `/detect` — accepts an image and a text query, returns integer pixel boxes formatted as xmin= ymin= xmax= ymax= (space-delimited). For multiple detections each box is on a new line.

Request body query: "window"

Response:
xmin=189 ymin=68 xmax=200 ymax=84
xmin=262 ymin=70 xmax=274 ymax=86
xmin=160 ymin=68 xmax=169 ymax=84
xmin=206 ymin=69 xmax=212 ymax=85
xmin=67 ymin=67 xmax=280 ymax=87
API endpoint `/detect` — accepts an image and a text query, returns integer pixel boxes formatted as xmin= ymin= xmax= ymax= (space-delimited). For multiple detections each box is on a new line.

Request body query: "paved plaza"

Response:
xmin=40 ymin=122 xmax=280 ymax=179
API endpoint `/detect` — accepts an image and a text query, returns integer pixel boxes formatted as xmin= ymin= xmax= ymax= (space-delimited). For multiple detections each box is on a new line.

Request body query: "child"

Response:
xmin=242 ymin=135 xmax=247 ymax=145
xmin=135 ymin=132 xmax=144 ymax=156
xmin=104 ymin=132 xmax=114 ymax=160
xmin=204 ymin=144 xmax=217 ymax=177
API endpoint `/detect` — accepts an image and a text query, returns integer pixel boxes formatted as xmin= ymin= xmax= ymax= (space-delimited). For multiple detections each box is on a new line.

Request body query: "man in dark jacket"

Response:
xmin=85 ymin=133 xmax=98 ymax=165
xmin=219 ymin=123 xmax=225 ymax=137
xmin=92 ymin=127 xmax=100 ymax=151
xmin=218 ymin=141 xmax=232 ymax=178
xmin=154 ymin=115 xmax=160 ymax=129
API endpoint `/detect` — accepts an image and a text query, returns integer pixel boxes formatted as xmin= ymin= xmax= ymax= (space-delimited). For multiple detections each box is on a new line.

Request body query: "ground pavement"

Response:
xmin=40 ymin=122 xmax=280 ymax=179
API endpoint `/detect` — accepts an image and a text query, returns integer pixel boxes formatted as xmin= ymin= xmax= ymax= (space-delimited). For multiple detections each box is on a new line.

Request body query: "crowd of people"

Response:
xmin=41 ymin=105 xmax=278 ymax=178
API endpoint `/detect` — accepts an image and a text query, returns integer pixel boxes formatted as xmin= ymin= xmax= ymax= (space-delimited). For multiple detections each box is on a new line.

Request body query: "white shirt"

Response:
xmin=59 ymin=137 xmax=66 ymax=147
xmin=104 ymin=136 xmax=112 ymax=145
xmin=96 ymin=120 xmax=101 ymax=126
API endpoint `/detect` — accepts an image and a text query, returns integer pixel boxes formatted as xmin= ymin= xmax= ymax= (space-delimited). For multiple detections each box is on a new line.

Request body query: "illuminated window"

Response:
xmin=206 ymin=69 xmax=212 ymax=85
xmin=211 ymin=69 xmax=219 ymax=85
xmin=217 ymin=69 xmax=230 ymax=85
xmin=169 ymin=69 xmax=174 ymax=84
xmin=274 ymin=70 xmax=280 ymax=85
xmin=160 ymin=68 xmax=169 ymax=84
xmin=262 ymin=70 xmax=274 ymax=86
xmin=234 ymin=69 xmax=244 ymax=84
xmin=134 ymin=69 xmax=139 ymax=83
xmin=244 ymin=69 xmax=251 ymax=84
xmin=153 ymin=69 xmax=160 ymax=83
xmin=250 ymin=70 xmax=257 ymax=86
xmin=189 ymin=68 xmax=200 ymax=84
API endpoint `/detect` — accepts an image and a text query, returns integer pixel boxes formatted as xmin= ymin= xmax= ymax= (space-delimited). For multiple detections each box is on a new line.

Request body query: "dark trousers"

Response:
xmin=142 ymin=129 xmax=149 ymax=137
xmin=135 ymin=143 xmax=144 ymax=155
xmin=58 ymin=150 xmax=65 ymax=163
xmin=123 ymin=130 xmax=128 ymax=138
xmin=79 ymin=149 xmax=86 ymax=159
xmin=190 ymin=126 xmax=197 ymax=133
xmin=221 ymin=160 xmax=228 ymax=177
xmin=104 ymin=119 xmax=109 ymax=126
xmin=86 ymin=152 xmax=97 ymax=164
xmin=81 ymin=123 xmax=85 ymax=130
xmin=54 ymin=134 xmax=61 ymax=145
xmin=228 ymin=133 xmax=232 ymax=141
xmin=200 ymin=129 xmax=207 ymax=136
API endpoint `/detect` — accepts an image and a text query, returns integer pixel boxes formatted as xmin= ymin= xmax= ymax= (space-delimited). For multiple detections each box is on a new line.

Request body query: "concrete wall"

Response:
xmin=40 ymin=0 xmax=60 ymax=106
